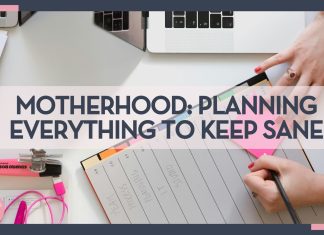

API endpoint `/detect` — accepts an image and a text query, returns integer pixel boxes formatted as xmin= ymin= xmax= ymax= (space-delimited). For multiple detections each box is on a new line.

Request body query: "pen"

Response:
xmin=14 ymin=201 xmax=27 ymax=224
xmin=269 ymin=170 xmax=301 ymax=224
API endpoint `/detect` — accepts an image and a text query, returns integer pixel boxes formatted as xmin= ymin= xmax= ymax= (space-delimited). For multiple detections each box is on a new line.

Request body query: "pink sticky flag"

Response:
xmin=232 ymin=108 xmax=283 ymax=158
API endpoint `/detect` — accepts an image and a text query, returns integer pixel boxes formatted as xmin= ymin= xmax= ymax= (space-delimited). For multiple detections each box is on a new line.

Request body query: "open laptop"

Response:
xmin=93 ymin=11 xmax=305 ymax=53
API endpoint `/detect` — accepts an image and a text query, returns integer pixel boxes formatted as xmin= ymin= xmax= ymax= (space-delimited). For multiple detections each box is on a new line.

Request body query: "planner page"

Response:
xmin=83 ymin=125 xmax=324 ymax=224
xmin=82 ymin=78 xmax=324 ymax=224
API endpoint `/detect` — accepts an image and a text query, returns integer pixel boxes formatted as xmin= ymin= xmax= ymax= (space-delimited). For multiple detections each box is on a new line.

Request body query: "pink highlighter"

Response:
xmin=14 ymin=201 xmax=27 ymax=224
xmin=0 ymin=159 xmax=39 ymax=177
xmin=0 ymin=159 xmax=61 ymax=177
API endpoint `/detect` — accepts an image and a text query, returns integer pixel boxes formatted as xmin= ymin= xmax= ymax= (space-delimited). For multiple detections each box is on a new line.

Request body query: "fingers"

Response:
xmin=269 ymin=73 xmax=297 ymax=97
xmin=289 ymin=85 xmax=322 ymax=124
xmin=288 ymin=78 xmax=311 ymax=99
xmin=243 ymin=170 xmax=270 ymax=196
xmin=275 ymin=73 xmax=314 ymax=123
xmin=305 ymin=85 xmax=322 ymax=100
xmin=255 ymin=48 xmax=294 ymax=74
xmin=249 ymin=155 xmax=288 ymax=173
xmin=251 ymin=169 xmax=271 ymax=179
xmin=269 ymin=60 xmax=303 ymax=97
xmin=295 ymin=76 xmax=322 ymax=99
xmin=244 ymin=169 xmax=282 ymax=210
xmin=245 ymin=160 xmax=286 ymax=213
xmin=244 ymin=169 xmax=285 ymax=213
xmin=286 ymin=78 xmax=311 ymax=121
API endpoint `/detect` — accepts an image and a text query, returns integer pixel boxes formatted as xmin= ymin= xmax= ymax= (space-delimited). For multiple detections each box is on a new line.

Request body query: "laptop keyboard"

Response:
xmin=94 ymin=11 xmax=129 ymax=31
xmin=165 ymin=11 xmax=234 ymax=29
xmin=93 ymin=11 xmax=233 ymax=31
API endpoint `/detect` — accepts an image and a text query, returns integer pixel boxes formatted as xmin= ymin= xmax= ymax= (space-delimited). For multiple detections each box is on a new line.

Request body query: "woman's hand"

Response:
xmin=254 ymin=12 xmax=324 ymax=98
xmin=244 ymin=155 xmax=324 ymax=213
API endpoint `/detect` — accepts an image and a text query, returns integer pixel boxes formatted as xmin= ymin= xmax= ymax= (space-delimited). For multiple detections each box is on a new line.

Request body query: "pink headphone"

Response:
xmin=0 ymin=177 xmax=67 ymax=224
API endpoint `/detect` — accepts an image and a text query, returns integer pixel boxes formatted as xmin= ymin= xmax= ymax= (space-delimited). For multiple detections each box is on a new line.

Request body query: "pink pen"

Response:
xmin=14 ymin=201 xmax=27 ymax=224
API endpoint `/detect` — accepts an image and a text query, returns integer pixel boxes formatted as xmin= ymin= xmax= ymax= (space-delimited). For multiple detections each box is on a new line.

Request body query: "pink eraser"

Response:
xmin=0 ymin=198 xmax=4 ymax=222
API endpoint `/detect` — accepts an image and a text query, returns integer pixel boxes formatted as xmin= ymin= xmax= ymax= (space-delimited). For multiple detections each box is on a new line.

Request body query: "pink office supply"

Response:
xmin=53 ymin=177 xmax=66 ymax=196
xmin=0 ymin=159 xmax=39 ymax=177
xmin=14 ymin=201 xmax=27 ymax=224
xmin=4 ymin=190 xmax=68 ymax=224
xmin=232 ymin=108 xmax=283 ymax=158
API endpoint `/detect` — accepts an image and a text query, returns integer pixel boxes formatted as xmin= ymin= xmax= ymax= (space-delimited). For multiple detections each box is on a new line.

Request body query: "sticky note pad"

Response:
xmin=232 ymin=109 xmax=282 ymax=158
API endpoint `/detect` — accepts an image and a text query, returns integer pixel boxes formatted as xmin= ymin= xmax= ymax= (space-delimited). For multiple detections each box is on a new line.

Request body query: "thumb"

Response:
xmin=249 ymin=155 xmax=287 ymax=173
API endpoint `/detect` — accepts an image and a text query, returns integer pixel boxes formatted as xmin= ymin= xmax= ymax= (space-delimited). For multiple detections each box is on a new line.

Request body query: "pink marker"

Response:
xmin=0 ymin=159 xmax=61 ymax=177
xmin=14 ymin=201 xmax=27 ymax=224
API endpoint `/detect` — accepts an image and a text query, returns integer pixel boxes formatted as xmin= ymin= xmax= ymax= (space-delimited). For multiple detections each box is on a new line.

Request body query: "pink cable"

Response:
xmin=4 ymin=190 xmax=67 ymax=224
xmin=4 ymin=190 xmax=54 ymax=223
xmin=24 ymin=196 xmax=68 ymax=224
xmin=59 ymin=196 xmax=67 ymax=224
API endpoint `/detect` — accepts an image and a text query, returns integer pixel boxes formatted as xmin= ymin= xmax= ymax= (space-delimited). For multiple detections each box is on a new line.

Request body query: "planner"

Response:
xmin=81 ymin=74 xmax=324 ymax=224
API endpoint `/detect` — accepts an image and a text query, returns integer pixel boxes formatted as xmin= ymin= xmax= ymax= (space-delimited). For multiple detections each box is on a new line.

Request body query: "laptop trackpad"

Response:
xmin=165 ymin=30 xmax=234 ymax=53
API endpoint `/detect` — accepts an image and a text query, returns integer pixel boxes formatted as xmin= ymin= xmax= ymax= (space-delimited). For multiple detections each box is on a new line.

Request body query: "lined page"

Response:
xmin=85 ymin=79 xmax=324 ymax=224
xmin=85 ymin=115 xmax=324 ymax=224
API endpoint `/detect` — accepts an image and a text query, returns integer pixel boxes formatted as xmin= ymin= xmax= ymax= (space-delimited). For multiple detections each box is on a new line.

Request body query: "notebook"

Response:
xmin=0 ymin=30 xmax=7 ymax=57
xmin=81 ymin=74 xmax=324 ymax=224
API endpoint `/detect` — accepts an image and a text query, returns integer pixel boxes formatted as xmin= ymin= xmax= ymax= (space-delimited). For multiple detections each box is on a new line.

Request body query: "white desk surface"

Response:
xmin=0 ymin=12 xmax=323 ymax=223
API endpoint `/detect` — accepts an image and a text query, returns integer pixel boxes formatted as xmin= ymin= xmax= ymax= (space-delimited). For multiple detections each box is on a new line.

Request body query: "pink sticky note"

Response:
xmin=232 ymin=109 xmax=283 ymax=158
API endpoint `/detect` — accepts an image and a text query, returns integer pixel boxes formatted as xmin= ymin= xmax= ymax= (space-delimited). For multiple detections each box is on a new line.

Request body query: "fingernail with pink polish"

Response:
xmin=254 ymin=66 xmax=262 ymax=73
xmin=248 ymin=162 xmax=254 ymax=169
